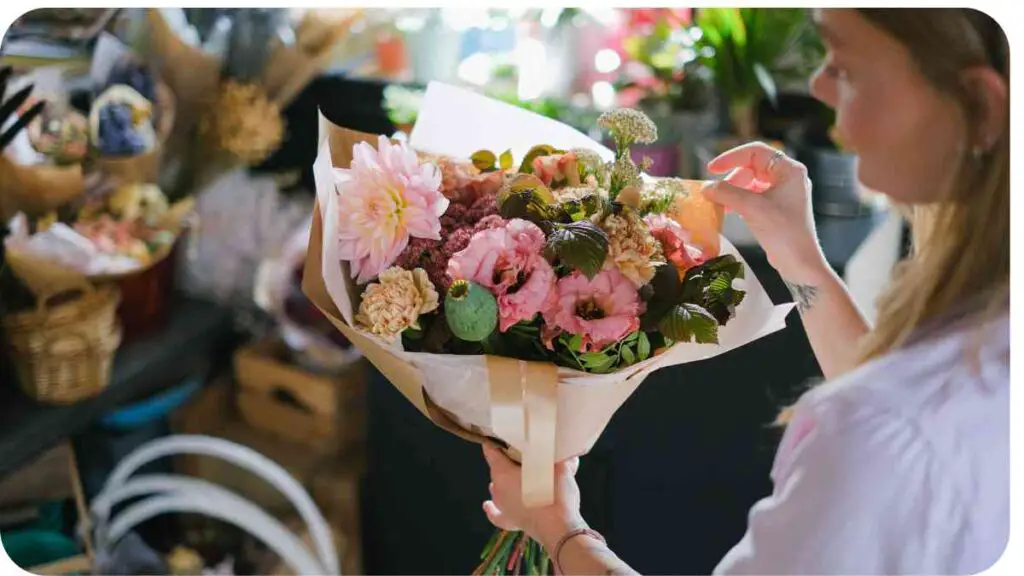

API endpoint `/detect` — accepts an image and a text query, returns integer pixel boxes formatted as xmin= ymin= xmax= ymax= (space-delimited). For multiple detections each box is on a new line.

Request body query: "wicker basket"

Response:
xmin=2 ymin=283 xmax=123 ymax=404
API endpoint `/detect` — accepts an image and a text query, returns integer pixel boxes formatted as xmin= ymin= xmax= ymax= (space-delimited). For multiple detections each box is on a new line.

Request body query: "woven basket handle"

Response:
xmin=35 ymin=281 xmax=97 ymax=315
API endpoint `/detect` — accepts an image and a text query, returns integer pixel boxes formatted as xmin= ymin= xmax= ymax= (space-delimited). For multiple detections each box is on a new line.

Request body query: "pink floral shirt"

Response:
xmin=715 ymin=310 xmax=1009 ymax=575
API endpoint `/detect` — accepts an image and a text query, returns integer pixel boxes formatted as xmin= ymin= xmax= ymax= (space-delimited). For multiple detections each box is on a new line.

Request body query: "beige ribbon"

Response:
xmin=487 ymin=356 xmax=559 ymax=508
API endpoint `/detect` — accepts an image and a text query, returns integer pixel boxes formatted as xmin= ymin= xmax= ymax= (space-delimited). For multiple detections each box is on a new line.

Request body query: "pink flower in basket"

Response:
xmin=543 ymin=267 xmax=642 ymax=353
xmin=447 ymin=218 xmax=556 ymax=331
xmin=336 ymin=135 xmax=449 ymax=284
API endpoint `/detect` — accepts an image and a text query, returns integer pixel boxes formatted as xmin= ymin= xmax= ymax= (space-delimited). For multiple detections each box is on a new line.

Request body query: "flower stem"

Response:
xmin=475 ymin=529 xmax=551 ymax=575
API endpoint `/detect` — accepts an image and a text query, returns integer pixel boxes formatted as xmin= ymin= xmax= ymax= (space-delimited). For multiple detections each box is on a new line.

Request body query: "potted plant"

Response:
xmin=615 ymin=9 xmax=717 ymax=177
xmin=694 ymin=8 xmax=823 ymax=143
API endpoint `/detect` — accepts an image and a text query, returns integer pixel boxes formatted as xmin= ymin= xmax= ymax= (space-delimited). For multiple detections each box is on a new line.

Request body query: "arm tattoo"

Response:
xmin=784 ymin=280 xmax=820 ymax=314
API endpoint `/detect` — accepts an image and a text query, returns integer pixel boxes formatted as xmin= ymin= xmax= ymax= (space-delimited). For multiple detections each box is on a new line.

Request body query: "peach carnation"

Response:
xmin=600 ymin=208 xmax=664 ymax=287
xmin=355 ymin=267 xmax=439 ymax=342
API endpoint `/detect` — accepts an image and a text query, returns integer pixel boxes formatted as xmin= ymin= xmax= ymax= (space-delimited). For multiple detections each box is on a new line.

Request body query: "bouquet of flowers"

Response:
xmin=303 ymin=83 xmax=792 ymax=574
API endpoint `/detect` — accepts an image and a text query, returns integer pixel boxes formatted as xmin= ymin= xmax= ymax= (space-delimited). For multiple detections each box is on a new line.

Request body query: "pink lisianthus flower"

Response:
xmin=644 ymin=213 xmax=706 ymax=274
xmin=336 ymin=135 xmax=449 ymax=284
xmin=542 ymin=267 xmax=642 ymax=353
xmin=447 ymin=219 xmax=555 ymax=332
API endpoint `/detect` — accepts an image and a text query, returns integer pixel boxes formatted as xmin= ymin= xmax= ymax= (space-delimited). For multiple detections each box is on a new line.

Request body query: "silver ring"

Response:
xmin=766 ymin=149 xmax=786 ymax=172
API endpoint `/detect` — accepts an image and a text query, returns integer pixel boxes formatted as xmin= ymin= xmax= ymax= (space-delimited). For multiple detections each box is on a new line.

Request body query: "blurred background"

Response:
xmin=0 ymin=8 xmax=907 ymax=575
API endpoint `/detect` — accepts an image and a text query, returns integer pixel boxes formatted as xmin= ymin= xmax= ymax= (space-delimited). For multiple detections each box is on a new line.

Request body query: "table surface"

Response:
xmin=0 ymin=296 xmax=235 ymax=480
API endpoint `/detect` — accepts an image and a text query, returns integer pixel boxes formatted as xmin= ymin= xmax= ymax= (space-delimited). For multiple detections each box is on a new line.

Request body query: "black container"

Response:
xmin=797 ymin=146 xmax=874 ymax=218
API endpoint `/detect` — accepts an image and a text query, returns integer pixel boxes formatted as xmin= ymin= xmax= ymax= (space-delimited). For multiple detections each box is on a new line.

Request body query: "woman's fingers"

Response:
xmin=702 ymin=179 xmax=766 ymax=216
xmin=482 ymin=444 xmax=518 ymax=475
xmin=724 ymin=167 xmax=757 ymax=188
xmin=706 ymin=141 xmax=779 ymax=173
xmin=724 ymin=167 xmax=773 ymax=194
xmin=707 ymin=141 xmax=797 ymax=182
xmin=483 ymin=500 xmax=519 ymax=531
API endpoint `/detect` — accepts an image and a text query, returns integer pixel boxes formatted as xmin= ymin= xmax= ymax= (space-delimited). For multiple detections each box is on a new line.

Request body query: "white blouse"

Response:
xmin=715 ymin=310 xmax=1009 ymax=575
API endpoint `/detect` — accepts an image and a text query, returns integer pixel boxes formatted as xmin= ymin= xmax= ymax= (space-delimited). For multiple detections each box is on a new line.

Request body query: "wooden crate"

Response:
xmin=170 ymin=380 xmax=334 ymax=515
xmin=232 ymin=337 xmax=366 ymax=450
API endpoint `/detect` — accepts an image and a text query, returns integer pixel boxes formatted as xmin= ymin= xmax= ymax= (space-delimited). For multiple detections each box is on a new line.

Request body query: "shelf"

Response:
xmin=0 ymin=296 xmax=236 ymax=480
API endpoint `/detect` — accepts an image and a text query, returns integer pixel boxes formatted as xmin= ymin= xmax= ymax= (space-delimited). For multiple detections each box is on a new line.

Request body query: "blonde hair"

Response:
xmin=777 ymin=10 xmax=1009 ymax=425
xmin=855 ymin=9 xmax=1009 ymax=362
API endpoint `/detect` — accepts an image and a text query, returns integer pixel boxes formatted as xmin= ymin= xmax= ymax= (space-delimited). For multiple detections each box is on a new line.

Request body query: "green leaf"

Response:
xmin=499 ymin=149 xmax=514 ymax=171
xmin=640 ymin=263 xmax=683 ymax=331
xmin=709 ymin=274 xmax=733 ymax=297
xmin=510 ymin=322 xmax=540 ymax=335
xmin=753 ymin=62 xmax=778 ymax=107
xmin=620 ymin=345 xmax=636 ymax=366
xmin=622 ymin=35 xmax=646 ymax=62
xmin=561 ymin=192 xmax=607 ymax=224
xmin=499 ymin=190 xmax=557 ymax=227
xmin=679 ymin=254 xmax=747 ymax=326
xmin=568 ymin=333 xmax=583 ymax=352
xmin=501 ymin=174 xmax=557 ymax=205
xmin=581 ymin=352 xmax=616 ymax=373
xmin=480 ymin=333 xmax=498 ymax=356
xmin=658 ymin=304 xmax=720 ymax=344
xmin=653 ymin=17 xmax=672 ymax=42
xmin=638 ymin=332 xmax=651 ymax=361
xmin=650 ymin=50 xmax=677 ymax=70
xmin=545 ymin=221 xmax=609 ymax=280
xmin=471 ymin=150 xmax=497 ymax=172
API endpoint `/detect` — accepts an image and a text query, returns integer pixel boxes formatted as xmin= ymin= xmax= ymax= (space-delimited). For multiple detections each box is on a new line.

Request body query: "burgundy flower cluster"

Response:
xmin=394 ymin=189 xmax=504 ymax=292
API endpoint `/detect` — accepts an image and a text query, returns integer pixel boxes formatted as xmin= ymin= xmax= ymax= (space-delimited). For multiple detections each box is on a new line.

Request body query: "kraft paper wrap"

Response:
xmin=147 ymin=8 xmax=357 ymax=119
xmin=144 ymin=9 xmax=222 ymax=157
xmin=303 ymin=108 xmax=794 ymax=507
xmin=4 ymin=197 xmax=196 ymax=297
xmin=262 ymin=11 xmax=362 ymax=109
xmin=0 ymin=156 xmax=85 ymax=223
xmin=93 ymin=148 xmax=161 ymax=185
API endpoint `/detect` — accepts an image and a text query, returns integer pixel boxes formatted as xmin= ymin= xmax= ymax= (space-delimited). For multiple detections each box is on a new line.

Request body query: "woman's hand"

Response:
xmin=702 ymin=142 xmax=831 ymax=285
xmin=704 ymin=142 xmax=872 ymax=378
xmin=481 ymin=444 xmax=585 ymax=550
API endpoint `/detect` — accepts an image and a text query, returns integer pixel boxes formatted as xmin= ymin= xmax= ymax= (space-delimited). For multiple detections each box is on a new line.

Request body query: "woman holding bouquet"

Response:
xmin=482 ymin=8 xmax=1009 ymax=575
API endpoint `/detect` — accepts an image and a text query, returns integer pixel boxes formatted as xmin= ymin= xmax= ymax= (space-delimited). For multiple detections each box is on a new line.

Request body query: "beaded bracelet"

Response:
xmin=552 ymin=526 xmax=606 ymax=574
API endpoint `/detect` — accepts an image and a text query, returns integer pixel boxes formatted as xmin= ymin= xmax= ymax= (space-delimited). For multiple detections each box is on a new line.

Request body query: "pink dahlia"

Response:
xmin=336 ymin=135 xmax=449 ymax=284
xmin=542 ymin=267 xmax=642 ymax=353
xmin=447 ymin=218 xmax=555 ymax=332
xmin=645 ymin=213 xmax=706 ymax=274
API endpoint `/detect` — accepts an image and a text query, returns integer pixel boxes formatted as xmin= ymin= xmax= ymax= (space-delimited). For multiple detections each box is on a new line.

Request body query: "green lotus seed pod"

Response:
xmin=445 ymin=280 xmax=498 ymax=342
